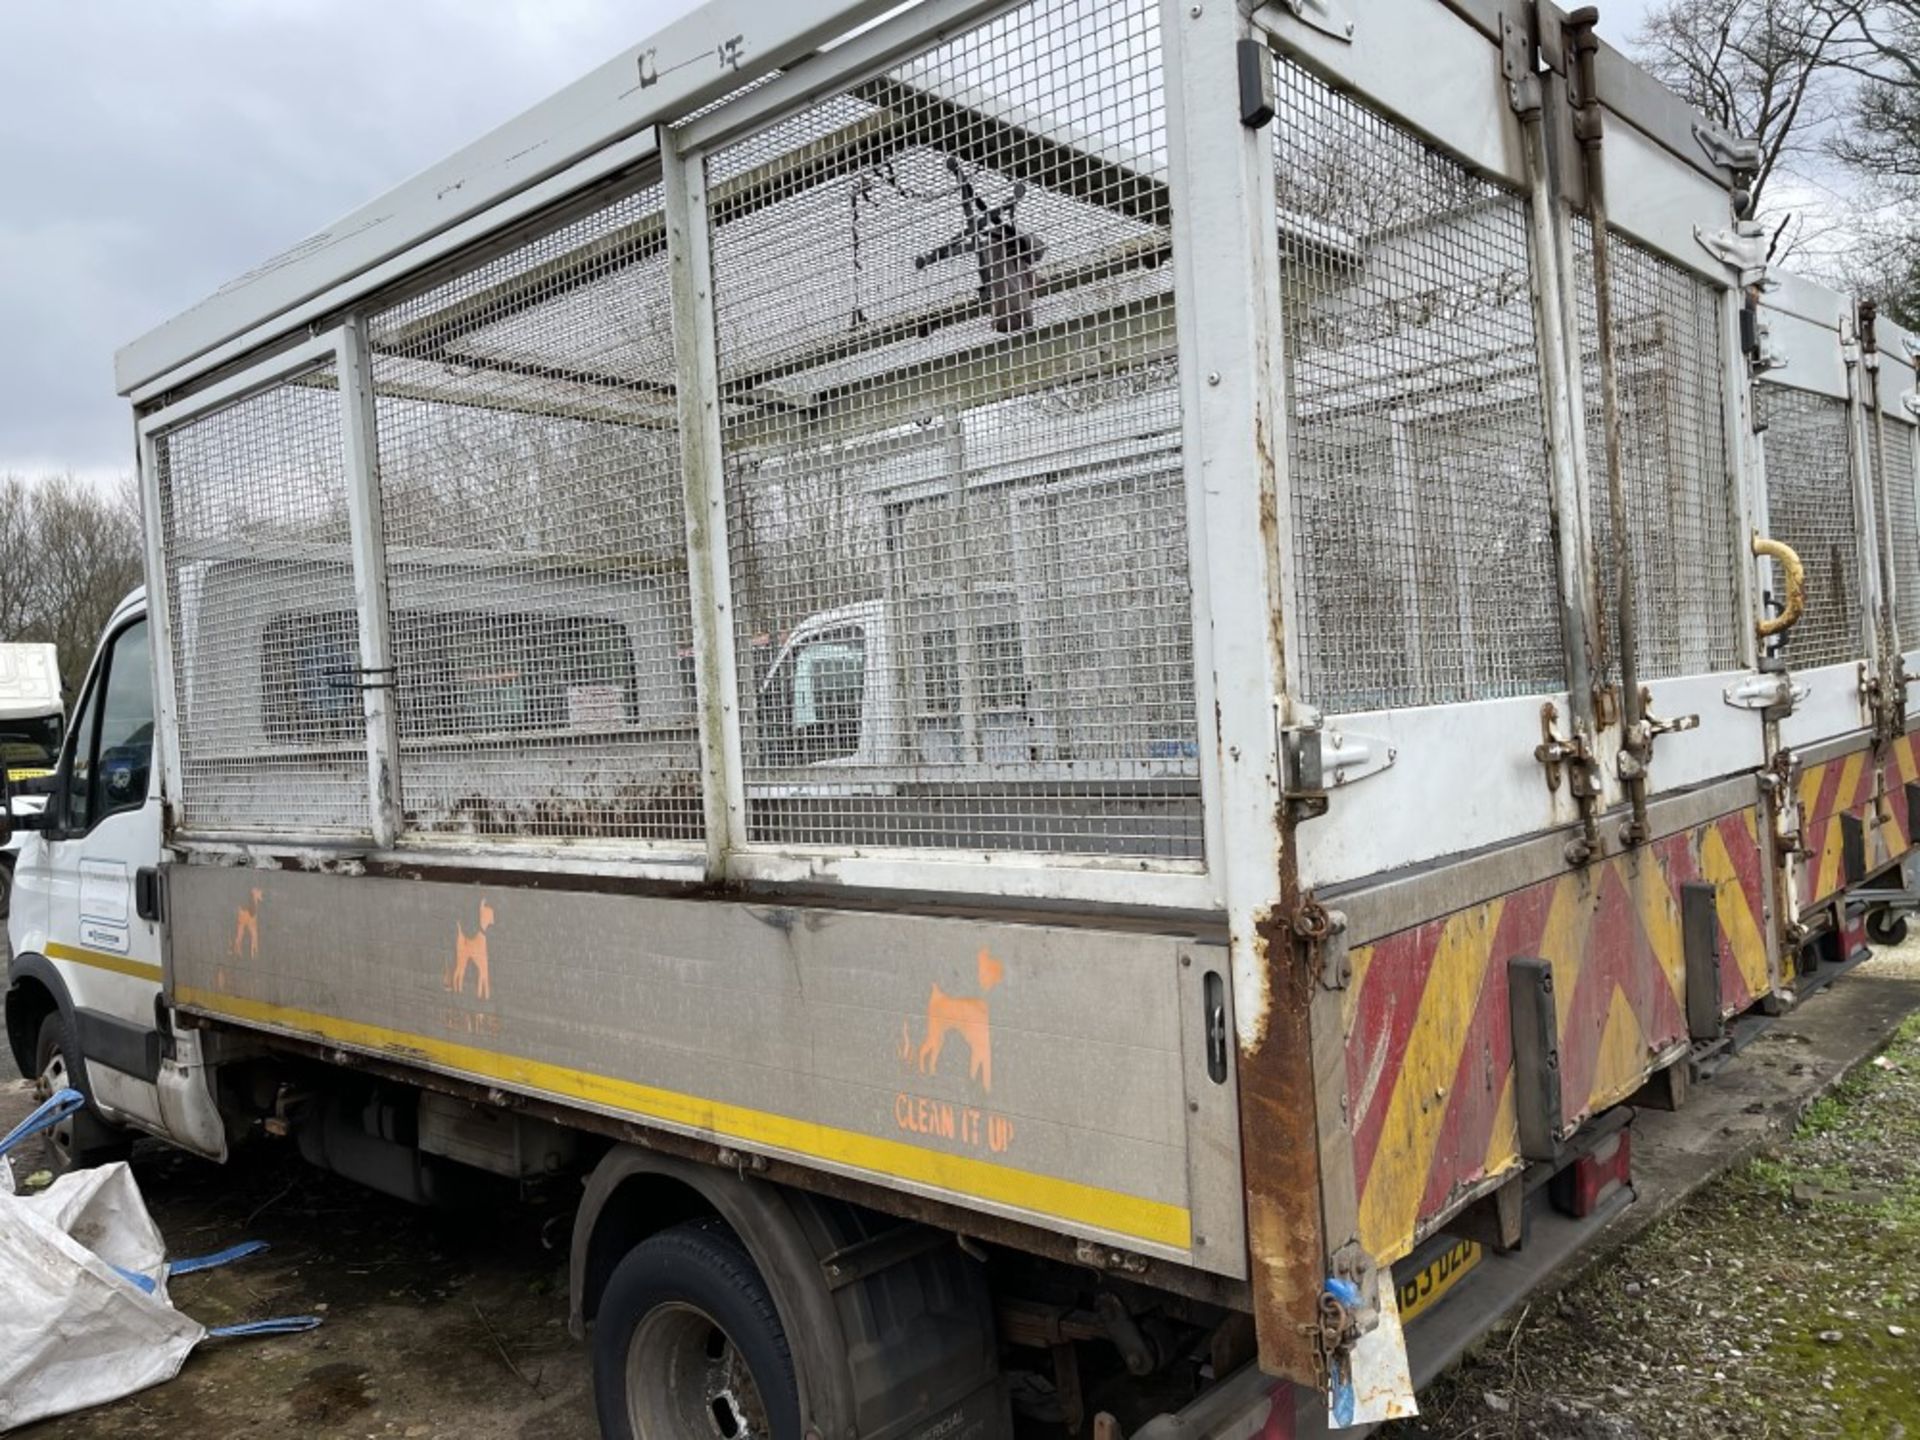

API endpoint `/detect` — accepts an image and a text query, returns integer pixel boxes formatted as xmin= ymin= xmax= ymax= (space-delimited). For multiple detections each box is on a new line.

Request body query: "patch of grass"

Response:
xmin=1399 ymin=1012 xmax=1920 ymax=1439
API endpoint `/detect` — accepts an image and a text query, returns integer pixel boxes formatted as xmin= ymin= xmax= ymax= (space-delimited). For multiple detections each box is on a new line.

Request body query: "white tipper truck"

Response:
xmin=10 ymin=1 xmax=1920 ymax=1436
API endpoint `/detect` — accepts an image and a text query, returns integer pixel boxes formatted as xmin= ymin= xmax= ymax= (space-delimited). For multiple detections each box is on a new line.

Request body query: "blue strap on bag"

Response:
xmin=0 ymin=1087 xmax=86 ymax=1158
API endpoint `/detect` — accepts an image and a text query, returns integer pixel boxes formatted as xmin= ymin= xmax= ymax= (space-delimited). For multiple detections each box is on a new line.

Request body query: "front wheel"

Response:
xmin=32 ymin=1011 xmax=132 ymax=1176
xmin=593 ymin=1219 xmax=801 ymax=1440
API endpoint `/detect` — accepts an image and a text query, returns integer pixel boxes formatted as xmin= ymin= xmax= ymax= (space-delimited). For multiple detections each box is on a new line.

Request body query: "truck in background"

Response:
xmin=0 ymin=642 xmax=61 ymax=918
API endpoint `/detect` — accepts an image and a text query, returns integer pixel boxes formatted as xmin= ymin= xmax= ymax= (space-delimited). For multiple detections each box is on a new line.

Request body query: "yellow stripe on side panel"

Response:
xmin=46 ymin=941 xmax=162 ymax=983
xmin=175 ymin=987 xmax=1191 ymax=1253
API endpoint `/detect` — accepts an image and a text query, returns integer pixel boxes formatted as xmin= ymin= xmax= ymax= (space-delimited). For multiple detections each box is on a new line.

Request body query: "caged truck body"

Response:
xmin=8 ymin=0 xmax=1920 ymax=1433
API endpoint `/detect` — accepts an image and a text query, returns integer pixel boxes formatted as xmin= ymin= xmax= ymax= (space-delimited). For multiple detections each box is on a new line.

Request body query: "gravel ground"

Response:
xmin=1397 ymin=945 xmax=1920 ymax=1440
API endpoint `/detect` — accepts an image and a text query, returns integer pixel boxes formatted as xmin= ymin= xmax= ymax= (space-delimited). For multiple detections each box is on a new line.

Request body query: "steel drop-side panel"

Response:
xmin=162 ymin=862 xmax=1246 ymax=1277
xmin=1322 ymin=797 xmax=1772 ymax=1269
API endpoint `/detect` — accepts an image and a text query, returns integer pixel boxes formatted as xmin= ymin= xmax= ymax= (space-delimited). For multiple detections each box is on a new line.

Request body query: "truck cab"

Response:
xmin=4 ymin=591 xmax=225 ymax=1169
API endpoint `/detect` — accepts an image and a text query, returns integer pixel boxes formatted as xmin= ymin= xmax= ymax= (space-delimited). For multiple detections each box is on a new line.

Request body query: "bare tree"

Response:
xmin=1815 ymin=1 xmax=1920 ymax=323
xmin=1635 ymin=0 xmax=1851 ymax=259
xmin=0 ymin=473 xmax=145 ymax=694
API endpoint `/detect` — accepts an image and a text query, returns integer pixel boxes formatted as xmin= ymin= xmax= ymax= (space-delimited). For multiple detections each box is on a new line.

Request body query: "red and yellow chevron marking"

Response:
xmin=1342 ymin=807 xmax=1770 ymax=1267
xmin=1795 ymin=730 xmax=1920 ymax=908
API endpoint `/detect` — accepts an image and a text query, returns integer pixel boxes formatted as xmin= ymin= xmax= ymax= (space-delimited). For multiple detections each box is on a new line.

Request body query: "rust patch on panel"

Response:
xmin=1238 ymin=904 xmax=1327 ymax=1385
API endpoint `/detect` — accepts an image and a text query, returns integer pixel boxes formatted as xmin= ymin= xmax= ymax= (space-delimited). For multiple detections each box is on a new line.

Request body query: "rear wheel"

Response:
xmin=1867 ymin=907 xmax=1910 ymax=947
xmin=32 ymin=1011 xmax=131 ymax=1175
xmin=593 ymin=1220 xmax=800 ymax=1440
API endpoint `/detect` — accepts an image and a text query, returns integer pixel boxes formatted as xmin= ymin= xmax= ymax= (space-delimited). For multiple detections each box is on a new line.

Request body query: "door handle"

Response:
xmin=1752 ymin=533 xmax=1805 ymax=640
xmin=135 ymin=866 xmax=164 ymax=922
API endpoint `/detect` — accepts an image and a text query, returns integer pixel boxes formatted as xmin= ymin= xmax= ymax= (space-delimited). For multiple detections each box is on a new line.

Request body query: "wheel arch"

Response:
xmin=4 ymin=952 xmax=73 ymax=1081
xmin=569 ymin=1145 xmax=1006 ymax=1440
xmin=569 ymin=1147 xmax=860 ymax=1434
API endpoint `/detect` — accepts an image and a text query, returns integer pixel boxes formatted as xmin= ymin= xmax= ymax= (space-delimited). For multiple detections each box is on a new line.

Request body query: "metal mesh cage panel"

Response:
xmin=1877 ymin=412 xmax=1920 ymax=648
xmin=1578 ymin=224 xmax=1742 ymax=681
xmin=153 ymin=367 xmax=371 ymax=833
xmin=705 ymin=0 xmax=1199 ymax=859
xmin=1759 ymin=385 xmax=1862 ymax=670
xmin=367 ymin=178 xmax=702 ymax=844
xmin=1269 ymin=56 xmax=1565 ymax=714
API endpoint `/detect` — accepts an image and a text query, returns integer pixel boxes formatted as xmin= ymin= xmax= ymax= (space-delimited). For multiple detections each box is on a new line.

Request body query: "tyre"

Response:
xmin=31 ymin=1011 xmax=131 ymax=1175
xmin=1867 ymin=907 xmax=1910 ymax=947
xmin=592 ymin=1219 xmax=801 ymax=1440
xmin=0 ymin=853 xmax=12 ymax=921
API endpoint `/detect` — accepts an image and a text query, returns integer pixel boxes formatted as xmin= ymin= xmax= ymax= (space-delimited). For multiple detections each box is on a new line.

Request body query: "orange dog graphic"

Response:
xmin=916 ymin=949 xmax=1005 ymax=1093
xmin=448 ymin=899 xmax=495 ymax=1000
xmin=231 ymin=888 xmax=263 ymax=959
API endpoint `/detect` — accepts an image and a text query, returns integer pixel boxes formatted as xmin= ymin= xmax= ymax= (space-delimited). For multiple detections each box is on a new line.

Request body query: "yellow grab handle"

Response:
xmin=1752 ymin=533 xmax=1805 ymax=640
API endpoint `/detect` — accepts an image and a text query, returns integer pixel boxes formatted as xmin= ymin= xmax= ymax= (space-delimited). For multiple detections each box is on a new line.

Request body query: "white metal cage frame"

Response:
xmin=125 ymin=0 xmax=1920 ymax=916
xmin=131 ymin=0 xmax=1243 ymax=914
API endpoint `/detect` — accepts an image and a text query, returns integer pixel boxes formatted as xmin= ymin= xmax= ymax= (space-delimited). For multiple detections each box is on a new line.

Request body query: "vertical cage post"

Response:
xmin=1162 ymin=0 xmax=1323 ymax=1386
xmin=1566 ymin=10 xmax=1650 ymax=845
xmin=1513 ymin=21 xmax=1602 ymax=861
xmin=1721 ymin=287 xmax=1764 ymax=673
xmin=338 ymin=317 xmax=403 ymax=849
xmin=664 ymin=132 xmax=748 ymax=873
xmin=136 ymin=426 xmax=188 ymax=835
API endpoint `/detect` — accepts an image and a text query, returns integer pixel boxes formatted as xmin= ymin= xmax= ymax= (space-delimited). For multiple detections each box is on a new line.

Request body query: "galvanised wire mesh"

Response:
xmin=704 ymin=0 xmax=1200 ymax=859
xmin=1269 ymin=55 xmax=1565 ymax=715
xmin=367 ymin=178 xmax=702 ymax=844
xmin=1876 ymin=412 xmax=1920 ymax=648
xmin=1758 ymin=384 xmax=1862 ymax=670
xmin=153 ymin=366 xmax=372 ymax=833
xmin=1577 ymin=223 xmax=1742 ymax=681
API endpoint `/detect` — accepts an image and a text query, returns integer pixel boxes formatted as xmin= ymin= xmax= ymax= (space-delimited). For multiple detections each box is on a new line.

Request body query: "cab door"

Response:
xmin=40 ymin=613 xmax=167 ymax=1131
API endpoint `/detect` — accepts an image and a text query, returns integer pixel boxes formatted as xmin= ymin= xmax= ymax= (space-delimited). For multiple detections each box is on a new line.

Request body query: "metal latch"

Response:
xmin=1693 ymin=120 xmax=1762 ymax=174
xmin=1619 ymin=689 xmax=1700 ymax=780
xmin=1723 ymin=673 xmax=1807 ymax=712
xmin=1264 ymin=0 xmax=1354 ymax=42
xmin=1696 ymin=219 xmax=1772 ymax=289
xmin=1534 ymin=701 xmax=1600 ymax=799
xmin=1321 ymin=727 xmax=1395 ymax=788
xmin=1280 ymin=709 xmax=1393 ymax=823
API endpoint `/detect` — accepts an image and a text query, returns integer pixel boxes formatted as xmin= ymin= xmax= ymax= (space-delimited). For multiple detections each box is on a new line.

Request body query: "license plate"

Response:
xmin=1396 ymin=1237 xmax=1482 ymax=1324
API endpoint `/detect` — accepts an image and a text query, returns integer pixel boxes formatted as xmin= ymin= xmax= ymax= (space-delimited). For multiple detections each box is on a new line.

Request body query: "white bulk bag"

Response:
xmin=0 ymin=1090 xmax=317 ymax=1432
xmin=0 ymin=1162 xmax=206 ymax=1431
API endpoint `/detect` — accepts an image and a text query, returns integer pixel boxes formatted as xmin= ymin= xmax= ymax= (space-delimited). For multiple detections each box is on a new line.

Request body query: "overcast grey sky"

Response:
xmin=0 ymin=0 xmax=1653 ymax=487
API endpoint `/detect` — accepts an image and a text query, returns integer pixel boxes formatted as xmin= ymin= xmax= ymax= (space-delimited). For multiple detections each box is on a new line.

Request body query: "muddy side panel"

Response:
xmin=165 ymin=865 xmax=1244 ymax=1274
xmin=1324 ymin=797 xmax=1771 ymax=1269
